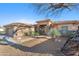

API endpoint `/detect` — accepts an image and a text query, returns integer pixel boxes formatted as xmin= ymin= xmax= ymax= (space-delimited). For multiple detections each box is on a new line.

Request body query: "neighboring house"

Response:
xmin=4 ymin=23 xmax=35 ymax=37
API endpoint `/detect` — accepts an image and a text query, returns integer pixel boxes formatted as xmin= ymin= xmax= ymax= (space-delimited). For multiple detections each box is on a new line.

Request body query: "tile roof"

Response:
xmin=4 ymin=22 xmax=32 ymax=28
xmin=54 ymin=20 xmax=79 ymax=25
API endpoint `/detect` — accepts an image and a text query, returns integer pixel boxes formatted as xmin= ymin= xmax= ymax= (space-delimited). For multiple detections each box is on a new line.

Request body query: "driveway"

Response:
xmin=0 ymin=36 xmax=67 ymax=56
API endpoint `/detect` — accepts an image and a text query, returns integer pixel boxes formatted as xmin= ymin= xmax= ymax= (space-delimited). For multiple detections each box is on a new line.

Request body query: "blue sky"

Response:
xmin=0 ymin=3 xmax=79 ymax=25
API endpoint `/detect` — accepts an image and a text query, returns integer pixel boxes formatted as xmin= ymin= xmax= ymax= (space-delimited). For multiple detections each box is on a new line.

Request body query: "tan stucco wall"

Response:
xmin=5 ymin=26 xmax=34 ymax=37
xmin=58 ymin=24 xmax=79 ymax=31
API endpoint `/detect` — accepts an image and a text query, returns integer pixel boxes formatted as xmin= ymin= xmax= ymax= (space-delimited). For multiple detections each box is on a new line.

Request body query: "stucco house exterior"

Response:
xmin=53 ymin=21 xmax=79 ymax=31
xmin=34 ymin=20 xmax=79 ymax=35
xmin=4 ymin=23 xmax=35 ymax=37
xmin=34 ymin=19 xmax=53 ymax=35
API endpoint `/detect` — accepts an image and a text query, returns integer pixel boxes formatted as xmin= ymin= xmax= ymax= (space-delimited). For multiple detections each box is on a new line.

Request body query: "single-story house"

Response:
xmin=4 ymin=23 xmax=35 ymax=37
xmin=53 ymin=21 xmax=79 ymax=31
xmin=34 ymin=19 xmax=79 ymax=35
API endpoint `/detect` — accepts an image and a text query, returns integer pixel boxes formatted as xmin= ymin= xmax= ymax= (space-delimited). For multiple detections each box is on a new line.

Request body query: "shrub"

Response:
xmin=50 ymin=29 xmax=61 ymax=37
xmin=31 ymin=31 xmax=39 ymax=36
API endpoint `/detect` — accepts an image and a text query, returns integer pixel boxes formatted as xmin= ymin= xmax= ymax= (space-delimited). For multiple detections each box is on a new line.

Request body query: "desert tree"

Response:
xmin=32 ymin=3 xmax=79 ymax=17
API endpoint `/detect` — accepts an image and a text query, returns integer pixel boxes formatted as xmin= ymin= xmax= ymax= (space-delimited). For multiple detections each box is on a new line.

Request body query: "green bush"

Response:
xmin=50 ymin=29 xmax=61 ymax=37
xmin=31 ymin=31 xmax=39 ymax=36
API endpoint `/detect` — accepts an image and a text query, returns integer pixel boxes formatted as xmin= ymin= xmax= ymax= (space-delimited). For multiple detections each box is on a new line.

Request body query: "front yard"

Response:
xmin=0 ymin=35 xmax=67 ymax=56
xmin=0 ymin=29 xmax=78 ymax=56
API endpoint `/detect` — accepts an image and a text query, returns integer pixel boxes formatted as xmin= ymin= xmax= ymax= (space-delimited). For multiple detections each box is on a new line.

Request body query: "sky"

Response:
xmin=0 ymin=3 xmax=79 ymax=26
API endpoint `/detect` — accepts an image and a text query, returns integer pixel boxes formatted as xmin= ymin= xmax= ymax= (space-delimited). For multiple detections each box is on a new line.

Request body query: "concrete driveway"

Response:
xmin=0 ymin=36 xmax=67 ymax=56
